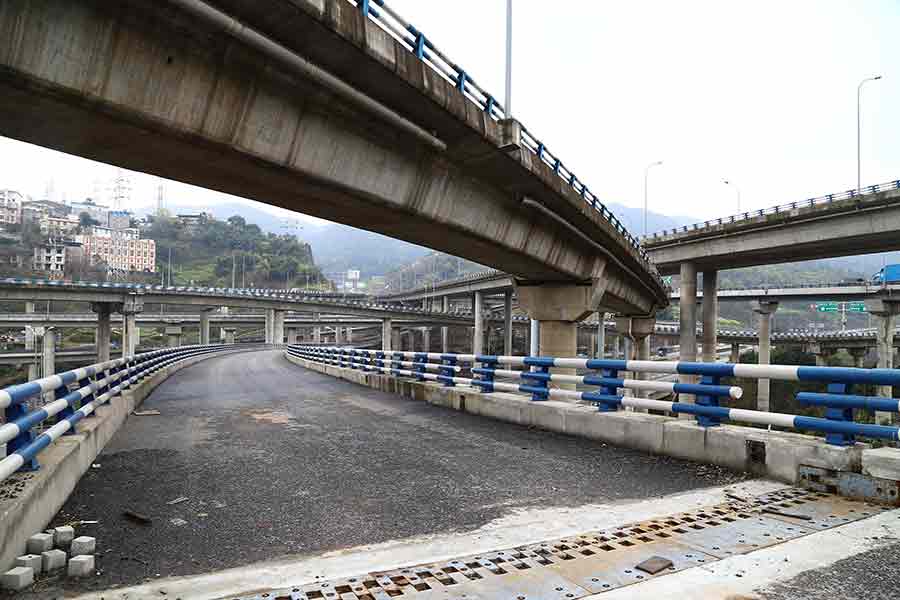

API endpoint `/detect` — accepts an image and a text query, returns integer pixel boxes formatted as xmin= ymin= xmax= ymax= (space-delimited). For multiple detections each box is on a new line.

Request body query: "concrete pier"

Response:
xmin=166 ymin=326 xmax=183 ymax=348
xmin=701 ymin=270 xmax=718 ymax=362
xmin=274 ymin=310 xmax=285 ymax=345
xmin=200 ymin=310 xmax=212 ymax=346
xmin=754 ymin=300 xmax=779 ymax=412
xmin=678 ymin=263 xmax=698 ymax=411
xmin=473 ymin=291 xmax=484 ymax=355
xmin=503 ymin=291 xmax=513 ymax=356
xmin=382 ymin=318 xmax=392 ymax=352
xmin=91 ymin=303 xmax=112 ymax=363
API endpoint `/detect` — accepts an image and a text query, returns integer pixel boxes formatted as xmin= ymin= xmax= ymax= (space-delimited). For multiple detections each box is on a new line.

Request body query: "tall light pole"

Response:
xmin=505 ymin=0 xmax=513 ymax=117
xmin=857 ymin=75 xmax=882 ymax=193
xmin=643 ymin=160 xmax=663 ymax=237
xmin=724 ymin=179 xmax=741 ymax=213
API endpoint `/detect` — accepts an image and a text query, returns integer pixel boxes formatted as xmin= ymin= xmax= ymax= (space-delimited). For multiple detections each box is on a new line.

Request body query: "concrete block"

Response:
xmin=1 ymin=566 xmax=33 ymax=591
xmin=14 ymin=554 xmax=42 ymax=574
xmin=41 ymin=549 xmax=67 ymax=572
xmin=53 ymin=525 xmax=75 ymax=548
xmin=862 ymin=447 xmax=900 ymax=481
xmin=26 ymin=532 xmax=54 ymax=554
xmin=70 ymin=536 xmax=96 ymax=556
xmin=67 ymin=554 xmax=95 ymax=577
xmin=527 ymin=400 xmax=569 ymax=433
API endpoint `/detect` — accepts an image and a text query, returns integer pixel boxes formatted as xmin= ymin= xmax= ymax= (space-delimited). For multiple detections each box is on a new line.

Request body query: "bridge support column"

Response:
xmin=382 ymin=318 xmax=392 ymax=352
xmin=334 ymin=326 xmax=343 ymax=345
xmin=441 ymin=296 xmax=450 ymax=354
xmin=223 ymin=327 xmax=236 ymax=345
xmin=806 ymin=342 xmax=829 ymax=367
xmin=868 ymin=299 xmax=900 ymax=424
xmin=597 ymin=313 xmax=606 ymax=358
xmin=25 ymin=301 xmax=37 ymax=381
xmin=286 ymin=328 xmax=298 ymax=345
xmin=730 ymin=343 xmax=741 ymax=364
xmin=346 ymin=326 xmax=353 ymax=345
xmin=701 ymin=270 xmax=718 ymax=362
xmin=516 ymin=283 xmax=599 ymax=391
xmin=122 ymin=296 xmax=142 ymax=358
xmin=473 ymin=291 xmax=484 ymax=355
xmin=503 ymin=291 xmax=513 ymax=356
xmin=626 ymin=317 xmax=656 ymax=399
xmin=678 ymin=263 xmax=698 ymax=414
xmin=422 ymin=327 xmax=430 ymax=353
xmin=273 ymin=310 xmax=285 ymax=345
xmin=392 ymin=329 xmax=401 ymax=352
xmin=754 ymin=300 xmax=779 ymax=413
xmin=166 ymin=326 xmax=183 ymax=348
xmin=264 ymin=309 xmax=275 ymax=344
xmin=848 ymin=347 xmax=867 ymax=368
xmin=91 ymin=302 xmax=115 ymax=363
xmin=41 ymin=328 xmax=56 ymax=400
xmin=200 ymin=309 xmax=212 ymax=346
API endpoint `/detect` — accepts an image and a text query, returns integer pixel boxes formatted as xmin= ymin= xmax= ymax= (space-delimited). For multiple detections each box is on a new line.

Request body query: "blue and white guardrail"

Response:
xmin=288 ymin=346 xmax=900 ymax=446
xmin=0 ymin=343 xmax=256 ymax=483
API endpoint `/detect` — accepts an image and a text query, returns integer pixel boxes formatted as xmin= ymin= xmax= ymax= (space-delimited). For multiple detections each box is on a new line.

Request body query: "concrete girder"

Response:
xmin=0 ymin=0 xmax=665 ymax=316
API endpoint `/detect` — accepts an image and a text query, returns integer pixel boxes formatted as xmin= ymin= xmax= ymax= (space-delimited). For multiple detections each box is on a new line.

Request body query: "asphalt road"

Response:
xmin=35 ymin=350 xmax=743 ymax=594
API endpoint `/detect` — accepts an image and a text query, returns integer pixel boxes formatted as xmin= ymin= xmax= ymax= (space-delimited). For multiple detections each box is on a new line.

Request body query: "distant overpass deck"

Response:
xmin=642 ymin=180 xmax=900 ymax=276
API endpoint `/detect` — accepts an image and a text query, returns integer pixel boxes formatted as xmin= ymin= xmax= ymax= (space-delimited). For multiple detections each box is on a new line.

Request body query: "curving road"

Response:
xmin=44 ymin=350 xmax=743 ymax=594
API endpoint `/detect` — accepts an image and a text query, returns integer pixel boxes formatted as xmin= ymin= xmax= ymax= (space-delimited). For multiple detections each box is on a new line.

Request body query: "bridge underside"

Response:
xmin=0 ymin=0 xmax=662 ymax=316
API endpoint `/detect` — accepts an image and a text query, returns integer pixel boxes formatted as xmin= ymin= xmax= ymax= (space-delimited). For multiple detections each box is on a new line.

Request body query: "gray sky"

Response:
xmin=1 ymin=0 xmax=897 ymax=230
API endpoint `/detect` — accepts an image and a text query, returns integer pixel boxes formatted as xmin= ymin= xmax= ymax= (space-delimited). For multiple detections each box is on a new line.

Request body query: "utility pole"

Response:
xmin=505 ymin=0 xmax=513 ymax=117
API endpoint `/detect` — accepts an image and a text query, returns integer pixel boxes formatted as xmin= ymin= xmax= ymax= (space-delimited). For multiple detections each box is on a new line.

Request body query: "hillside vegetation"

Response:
xmin=145 ymin=214 xmax=326 ymax=289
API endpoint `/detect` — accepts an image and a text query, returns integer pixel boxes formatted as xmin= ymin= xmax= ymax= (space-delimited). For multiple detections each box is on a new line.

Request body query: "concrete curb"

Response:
xmin=0 ymin=347 xmax=264 ymax=571
xmin=286 ymin=353 xmax=874 ymax=485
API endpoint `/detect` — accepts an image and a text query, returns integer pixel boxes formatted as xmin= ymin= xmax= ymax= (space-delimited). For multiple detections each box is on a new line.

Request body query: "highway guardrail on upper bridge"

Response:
xmin=645 ymin=179 xmax=900 ymax=241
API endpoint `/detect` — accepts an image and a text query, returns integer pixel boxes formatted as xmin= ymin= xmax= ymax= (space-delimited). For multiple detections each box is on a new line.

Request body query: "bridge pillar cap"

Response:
xmin=754 ymin=300 xmax=779 ymax=314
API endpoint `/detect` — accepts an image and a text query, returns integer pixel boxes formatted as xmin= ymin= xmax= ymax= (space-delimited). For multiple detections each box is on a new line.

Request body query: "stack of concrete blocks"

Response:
xmin=1 ymin=526 xmax=96 ymax=591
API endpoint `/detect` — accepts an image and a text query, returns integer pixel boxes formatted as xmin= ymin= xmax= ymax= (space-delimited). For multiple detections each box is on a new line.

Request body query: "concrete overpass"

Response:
xmin=643 ymin=180 xmax=900 ymax=276
xmin=0 ymin=0 xmax=668 ymax=364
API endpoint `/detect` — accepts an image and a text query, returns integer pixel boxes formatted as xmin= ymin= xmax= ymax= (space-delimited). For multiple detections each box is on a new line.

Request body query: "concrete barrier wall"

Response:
xmin=285 ymin=353 xmax=887 ymax=486
xmin=0 ymin=347 xmax=264 ymax=571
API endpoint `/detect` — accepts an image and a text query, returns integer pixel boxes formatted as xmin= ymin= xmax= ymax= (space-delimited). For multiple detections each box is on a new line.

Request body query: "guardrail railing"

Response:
xmin=347 ymin=0 xmax=659 ymax=281
xmin=289 ymin=345 xmax=900 ymax=447
xmin=646 ymin=179 xmax=900 ymax=241
xmin=0 ymin=343 xmax=262 ymax=483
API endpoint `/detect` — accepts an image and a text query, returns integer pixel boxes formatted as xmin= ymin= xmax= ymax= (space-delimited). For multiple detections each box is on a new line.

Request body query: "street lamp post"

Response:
xmin=505 ymin=0 xmax=513 ymax=117
xmin=643 ymin=160 xmax=663 ymax=237
xmin=857 ymin=75 xmax=882 ymax=193
xmin=724 ymin=179 xmax=741 ymax=213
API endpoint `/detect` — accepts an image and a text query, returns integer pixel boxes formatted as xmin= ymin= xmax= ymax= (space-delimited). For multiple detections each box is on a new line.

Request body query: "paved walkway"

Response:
xmin=36 ymin=350 xmax=742 ymax=595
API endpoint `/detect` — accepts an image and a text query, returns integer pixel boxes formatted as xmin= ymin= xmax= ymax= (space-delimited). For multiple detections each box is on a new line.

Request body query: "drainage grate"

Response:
xmin=230 ymin=488 xmax=893 ymax=600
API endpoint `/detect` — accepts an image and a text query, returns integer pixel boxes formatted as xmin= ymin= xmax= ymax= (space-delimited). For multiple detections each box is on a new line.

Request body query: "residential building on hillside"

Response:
xmin=177 ymin=212 xmax=211 ymax=233
xmin=39 ymin=215 xmax=79 ymax=238
xmin=77 ymin=227 xmax=155 ymax=273
xmin=0 ymin=190 xmax=23 ymax=225
xmin=33 ymin=240 xmax=83 ymax=276
xmin=70 ymin=199 xmax=109 ymax=225
xmin=108 ymin=210 xmax=132 ymax=230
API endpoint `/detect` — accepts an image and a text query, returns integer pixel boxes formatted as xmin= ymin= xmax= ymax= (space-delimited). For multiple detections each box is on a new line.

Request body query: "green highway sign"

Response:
xmin=815 ymin=302 xmax=838 ymax=312
xmin=848 ymin=302 xmax=867 ymax=313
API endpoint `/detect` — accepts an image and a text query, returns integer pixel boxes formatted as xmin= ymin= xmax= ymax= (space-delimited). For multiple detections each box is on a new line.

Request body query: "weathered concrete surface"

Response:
xmin=290 ymin=354 xmax=877 ymax=486
xmin=37 ymin=350 xmax=741 ymax=595
xmin=645 ymin=187 xmax=900 ymax=275
xmin=0 ymin=0 xmax=665 ymax=315
xmin=0 ymin=347 xmax=262 ymax=573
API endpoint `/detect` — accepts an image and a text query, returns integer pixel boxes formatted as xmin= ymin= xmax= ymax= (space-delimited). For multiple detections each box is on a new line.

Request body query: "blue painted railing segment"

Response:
xmin=290 ymin=346 xmax=900 ymax=444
